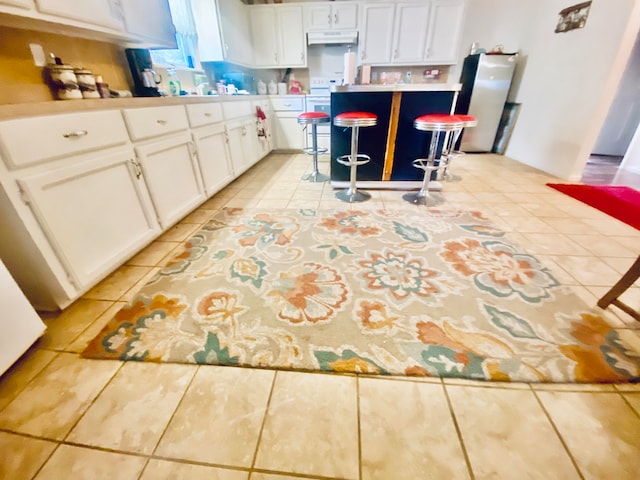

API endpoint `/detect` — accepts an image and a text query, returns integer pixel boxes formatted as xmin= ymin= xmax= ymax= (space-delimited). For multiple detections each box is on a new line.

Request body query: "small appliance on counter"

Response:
xmin=125 ymin=48 xmax=162 ymax=97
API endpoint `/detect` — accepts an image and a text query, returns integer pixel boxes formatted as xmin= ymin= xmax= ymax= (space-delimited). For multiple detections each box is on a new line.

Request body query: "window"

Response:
xmin=151 ymin=0 xmax=199 ymax=68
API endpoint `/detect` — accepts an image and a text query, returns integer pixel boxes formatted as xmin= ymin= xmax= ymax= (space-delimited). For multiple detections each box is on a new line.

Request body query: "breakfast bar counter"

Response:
xmin=330 ymin=83 xmax=462 ymax=188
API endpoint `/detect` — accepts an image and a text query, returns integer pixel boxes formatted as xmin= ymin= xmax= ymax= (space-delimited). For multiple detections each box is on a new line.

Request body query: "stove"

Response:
xmin=305 ymin=77 xmax=341 ymax=151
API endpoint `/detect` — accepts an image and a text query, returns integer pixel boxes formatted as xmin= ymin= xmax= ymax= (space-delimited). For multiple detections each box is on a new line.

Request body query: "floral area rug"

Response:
xmin=82 ymin=208 xmax=640 ymax=383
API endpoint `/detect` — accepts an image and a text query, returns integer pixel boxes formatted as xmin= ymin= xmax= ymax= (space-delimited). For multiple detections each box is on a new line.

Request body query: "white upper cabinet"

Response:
xmin=191 ymin=0 xmax=224 ymax=62
xmin=193 ymin=0 xmax=252 ymax=65
xmin=360 ymin=0 xmax=466 ymax=66
xmin=359 ymin=3 xmax=395 ymax=65
xmin=305 ymin=2 xmax=357 ymax=31
xmin=392 ymin=2 xmax=431 ymax=64
xmin=250 ymin=4 xmax=305 ymax=68
xmin=278 ymin=6 xmax=306 ymax=67
xmin=250 ymin=6 xmax=278 ymax=67
xmin=34 ymin=0 xmax=124 ymax=30
xmin=424 ymin=0 xmax=466 ymax=64
xmin=120 ymin=0 xmax=177 ymax=48
xmin=217 ymin=0 xmax=253 ymax=66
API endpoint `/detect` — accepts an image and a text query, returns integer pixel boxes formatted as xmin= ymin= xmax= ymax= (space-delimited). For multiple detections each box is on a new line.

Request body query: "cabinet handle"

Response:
xmin=130 ymin=159 xmax=142 ymax=179
xmin=300 ymin=52 xmax=304 ymax=62
xmin=361 ymin=51 xmax=365 ymax=60
xmin=327 ymin=13 xmax=331 ymax=25
xmin=204 ymin=112 xmax=212 ymax=117
xmin=274 ymin=52 xmax=278 ymax=63
xmin=156 ymin=119 xmax=168 ymax=125
xmin=394 ymin=49 xmax=398 ymax=59
xmin=284 ymin=103 xmax=292 ymax=107
xmin=62 ymin=130 xmax=88 ymax=138
xmin=334 ymin=13 xmax=338 ymax=24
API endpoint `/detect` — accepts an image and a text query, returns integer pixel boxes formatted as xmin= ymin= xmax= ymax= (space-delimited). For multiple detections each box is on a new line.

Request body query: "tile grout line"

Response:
xmin=61 ymin=360 xmax=126 ymax=444
xmin=0 ymin=347 xmax=59 ymax=416
xmin=530 ymin=389 xmax=585 ymax=480
xmin=619 ymin=392 xmax=640 ymax=421
xmin=59 ymin=300 xmax=119 ymax=353
xmin=249 ymin=369 xmax=279 ymax=472
xmin=28 ymin=441 xmax=62 ymax=480
xmin=149 ymin=364 xmax=201 ymax=458
xmin=441 ymin=381 xmax=476 ymax=480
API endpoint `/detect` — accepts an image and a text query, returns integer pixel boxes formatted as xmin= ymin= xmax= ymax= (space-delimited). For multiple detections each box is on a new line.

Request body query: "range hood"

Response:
xmin=307 ymin=31 xmax=358 ymax=45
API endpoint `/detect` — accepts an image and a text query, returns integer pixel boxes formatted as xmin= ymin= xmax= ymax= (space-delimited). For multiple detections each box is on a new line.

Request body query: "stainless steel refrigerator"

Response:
xmin=456 ymin=53 xmax=518 ymax=152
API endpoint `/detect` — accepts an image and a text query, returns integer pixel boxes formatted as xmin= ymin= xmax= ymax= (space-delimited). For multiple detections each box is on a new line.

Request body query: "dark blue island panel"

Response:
xmin=330 ymin=90 xmax=457 ymax=183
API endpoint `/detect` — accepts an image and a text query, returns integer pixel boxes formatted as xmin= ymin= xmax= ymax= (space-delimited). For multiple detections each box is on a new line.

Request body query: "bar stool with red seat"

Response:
xmin=333 ymin=111 xmax=377 ymax=203
xmin=297 ymin=111 xmax=331 ymax=182
xmin=440 ymin=114 xmax=478 ymax=181
xmin=404 ymin=113 xmax=463 ymax=206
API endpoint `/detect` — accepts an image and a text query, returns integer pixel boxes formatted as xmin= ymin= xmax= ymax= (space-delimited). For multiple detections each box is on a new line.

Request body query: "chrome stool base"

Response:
xmin=336 ymin=189 xmax=371 ymax=203
xmin=402 ymin=191 xmax=443 ymax=206
xmin=303 ymin=171 xmax=330 ymax=183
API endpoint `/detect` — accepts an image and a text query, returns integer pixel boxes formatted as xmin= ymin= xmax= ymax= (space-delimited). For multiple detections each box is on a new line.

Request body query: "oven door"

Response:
xmin=305 ymin=96 xmax=331 ymax=151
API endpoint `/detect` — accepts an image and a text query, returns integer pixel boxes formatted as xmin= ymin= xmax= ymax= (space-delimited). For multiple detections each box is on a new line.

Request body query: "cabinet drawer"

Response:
xmin=271 ymin=96 xmax=305 ymax=112
xmin=0 ymin=110 xmax=129 ymax=169
xmin=222 ymin=101 xmax=253 ymax=120
xmin=186 ymin=102 xmax=224 ymax=128
xmin=123 ymin=106 xmax=189 ymax=141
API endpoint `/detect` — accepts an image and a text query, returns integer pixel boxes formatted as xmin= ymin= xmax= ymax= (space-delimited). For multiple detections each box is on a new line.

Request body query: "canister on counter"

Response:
xmin=45 ymin=64 xmax=82 ymax=100
xmin=74 ymin=68 xmax=100 ymax=99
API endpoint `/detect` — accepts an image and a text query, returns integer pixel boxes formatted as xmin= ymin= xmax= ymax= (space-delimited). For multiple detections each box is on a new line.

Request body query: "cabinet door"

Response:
xmin=278 ymin=5 xmax=306 ymax=67
xmin=305 ymin=3 xmax=331 ymax=31
xmin=192 ymin=124 xmax=234 ymax=197
xmin=274 ymin=113 xmax=304 ymax=150
xmin=360 ymin=3 xmax=395 ymax=65
xmin=17 ymin=148 xmax=159 ymax=289
xmin=218 ymin=0 xmax=253 ymax=66
xmin=135 ymin=133 xmax=205 ymax=229
xmin=250 ymin=6 xmax=278 ymax=67
xmin=35 ymin=0 xmax=124 ymax=30
xmin=392 ymin=2 xmax=430 ymax=64
xmin=120 ymin=0 xmax=177 ymax=48
xmin=241 ymin=118 xmax=259 ymax=168
xmin=425 ymin=0 xmax=466 ymax=64
xmin=226 ymin=121 xmax=247 ymax=177
xmin=332 ymin=3 xmax=357 ymax=30
xmin=191 ymin=0 xmax=224 ymax=62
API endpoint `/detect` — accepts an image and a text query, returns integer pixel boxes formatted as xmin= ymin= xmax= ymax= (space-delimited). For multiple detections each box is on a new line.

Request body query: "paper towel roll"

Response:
xmin=343 ymin=51 xmax=356 ymax=85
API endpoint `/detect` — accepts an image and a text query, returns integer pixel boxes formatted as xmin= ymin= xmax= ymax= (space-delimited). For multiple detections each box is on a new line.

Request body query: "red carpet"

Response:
xmin=546 ymin=183 xmax=640 ymax=230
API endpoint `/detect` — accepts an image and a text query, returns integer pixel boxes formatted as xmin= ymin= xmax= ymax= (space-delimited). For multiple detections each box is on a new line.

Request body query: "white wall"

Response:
xmin=503 ymin=0 xmax=640 ymax=179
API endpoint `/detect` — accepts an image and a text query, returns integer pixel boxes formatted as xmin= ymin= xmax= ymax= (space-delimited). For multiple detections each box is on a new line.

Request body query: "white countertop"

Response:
xmin=0 ymin=94 xmax=280 ymax=121
xmin=331 ymin=83 xmax=462 ymax=93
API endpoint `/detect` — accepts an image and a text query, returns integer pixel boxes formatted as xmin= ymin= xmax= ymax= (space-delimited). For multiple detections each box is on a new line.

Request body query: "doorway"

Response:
xmin=582 ymin=29 xmax=640 ymax=187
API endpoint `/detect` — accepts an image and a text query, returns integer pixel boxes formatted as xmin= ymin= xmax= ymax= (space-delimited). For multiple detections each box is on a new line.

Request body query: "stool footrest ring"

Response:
xmin=303 ymin=147 xmax=329 ymax=155
xmin=412 ymin=158 xmax=442 ymax=171
xmin=337 ymin=153 xmax=371 ymax=167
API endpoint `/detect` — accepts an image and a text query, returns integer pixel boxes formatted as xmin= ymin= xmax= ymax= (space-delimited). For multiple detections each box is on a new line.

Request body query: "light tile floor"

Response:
xmin=1 ymin=153 xmax=640 ymax=480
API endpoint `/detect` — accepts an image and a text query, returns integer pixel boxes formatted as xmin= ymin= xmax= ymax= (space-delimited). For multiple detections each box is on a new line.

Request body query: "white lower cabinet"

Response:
xmin=192 ymin=123 xmax=234 ymax=197
xmin=17 ymin=148 xmax=159 ymax=290
xmin=0 ymin=98 xmax=274 ymax=311
xmin=134 ymin=133 xmax=205 ymax=229
xmin=226 ymin=117 xmax=259 ymax=177
xmin=274 ymin=113 xmax=304 ymax=150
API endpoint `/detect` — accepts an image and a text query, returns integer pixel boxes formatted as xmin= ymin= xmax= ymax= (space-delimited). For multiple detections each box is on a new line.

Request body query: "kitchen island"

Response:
xmin=330 ymin=83 xmax=462 ymax=188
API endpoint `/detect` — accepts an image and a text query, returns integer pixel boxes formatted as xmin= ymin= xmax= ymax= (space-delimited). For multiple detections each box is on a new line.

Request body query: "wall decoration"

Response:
xmin=555 ymin=1 xmax=592 ymax=33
